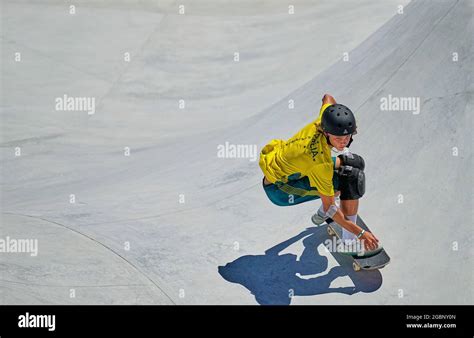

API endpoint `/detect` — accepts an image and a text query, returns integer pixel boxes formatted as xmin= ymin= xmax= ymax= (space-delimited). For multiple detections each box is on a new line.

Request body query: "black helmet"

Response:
xmin=321 ymin=104 xmax=357 ymax=136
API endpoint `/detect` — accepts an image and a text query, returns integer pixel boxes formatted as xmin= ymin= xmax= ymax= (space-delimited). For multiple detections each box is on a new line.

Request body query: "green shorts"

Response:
xmin=262 ymin=157 xmax=338 ymax=206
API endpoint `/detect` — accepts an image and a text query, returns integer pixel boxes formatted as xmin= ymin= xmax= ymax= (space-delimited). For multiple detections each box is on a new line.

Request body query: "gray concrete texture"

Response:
xmin=1 ymin=0 xmax=472 ymax=304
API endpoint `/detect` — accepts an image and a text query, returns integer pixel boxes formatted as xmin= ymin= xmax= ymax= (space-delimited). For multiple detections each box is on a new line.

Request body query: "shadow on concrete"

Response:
xmin=218 ymin=226 xmax=383 ymax=305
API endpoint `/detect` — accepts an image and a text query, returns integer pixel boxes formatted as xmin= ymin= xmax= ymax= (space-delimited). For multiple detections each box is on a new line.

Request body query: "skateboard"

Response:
xmin=325 ymin=216 xmax=390 ymax=271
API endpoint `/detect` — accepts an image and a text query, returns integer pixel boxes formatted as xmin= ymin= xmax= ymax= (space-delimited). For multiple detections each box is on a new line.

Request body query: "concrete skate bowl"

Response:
xmin=1 ymin=0 xmax=472 ymax=305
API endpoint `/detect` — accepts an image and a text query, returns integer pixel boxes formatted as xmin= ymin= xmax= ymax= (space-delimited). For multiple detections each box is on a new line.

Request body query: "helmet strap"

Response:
xmin=347 ymin=135 xmax=354 ymax=147
xmin=325 ymin=134 xmax=335 ymax=147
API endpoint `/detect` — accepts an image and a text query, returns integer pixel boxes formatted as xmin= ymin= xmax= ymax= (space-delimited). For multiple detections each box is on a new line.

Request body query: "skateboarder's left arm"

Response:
xmin=320 ymin=194 xmax=363 ymax=235
xmin=319 ymin=194 xmax=379 ymax=251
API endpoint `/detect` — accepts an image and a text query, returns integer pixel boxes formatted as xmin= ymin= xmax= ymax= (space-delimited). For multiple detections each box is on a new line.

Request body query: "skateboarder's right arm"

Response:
xmin=319 ymin=194 xmax=379 ymax=250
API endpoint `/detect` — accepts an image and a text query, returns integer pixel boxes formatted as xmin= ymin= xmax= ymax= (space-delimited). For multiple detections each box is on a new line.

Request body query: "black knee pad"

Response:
xmin=338 ymin=167 xmax=365 ymax=200
xmin=338 ymin=153 xmax=365 ymax=171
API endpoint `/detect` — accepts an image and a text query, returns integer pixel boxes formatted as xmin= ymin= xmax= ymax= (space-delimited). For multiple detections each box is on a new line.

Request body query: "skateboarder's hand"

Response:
xmin=360 ymin=231 xmax=379 ymax=251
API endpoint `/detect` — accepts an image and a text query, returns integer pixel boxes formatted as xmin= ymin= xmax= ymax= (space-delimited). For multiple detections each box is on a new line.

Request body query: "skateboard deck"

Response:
xmin=325 ymin=216 xmax=390 ymax=271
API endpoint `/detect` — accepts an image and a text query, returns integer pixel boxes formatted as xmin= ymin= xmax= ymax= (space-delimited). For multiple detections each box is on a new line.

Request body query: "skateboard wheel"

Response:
xmin=352 ymin=262 xmax=361 ymax=271
xmin=327 ymin=227 xmax=335 ymax=236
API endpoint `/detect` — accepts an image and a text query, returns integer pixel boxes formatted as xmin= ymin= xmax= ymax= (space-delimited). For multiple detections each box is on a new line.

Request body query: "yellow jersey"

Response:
xmin=259 ymin=103 xmax=335 ymax=196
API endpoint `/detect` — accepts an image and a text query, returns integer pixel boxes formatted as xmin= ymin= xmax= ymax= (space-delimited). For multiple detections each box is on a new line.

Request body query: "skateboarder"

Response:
xmin=259 ymin=94 xmax=379 ymax=254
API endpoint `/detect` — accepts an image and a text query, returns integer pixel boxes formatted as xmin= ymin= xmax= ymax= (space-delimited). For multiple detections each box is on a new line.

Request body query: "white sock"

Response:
xmin=317 ymin=203 xmax=326 ymax=217
xmin=342 ymin=214 xmax=358 ymax=242
xmin=318 ymin=196 xmax=340 ymax=216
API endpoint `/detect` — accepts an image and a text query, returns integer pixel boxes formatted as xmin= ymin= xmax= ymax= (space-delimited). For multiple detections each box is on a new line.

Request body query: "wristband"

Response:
xmin=356 ymin=229 xmax=365 ymax=239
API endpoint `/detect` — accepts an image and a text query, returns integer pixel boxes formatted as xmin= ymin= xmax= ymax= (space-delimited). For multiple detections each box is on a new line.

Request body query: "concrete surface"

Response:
xmin=1 ymin=0 xmax=472 ymax=305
